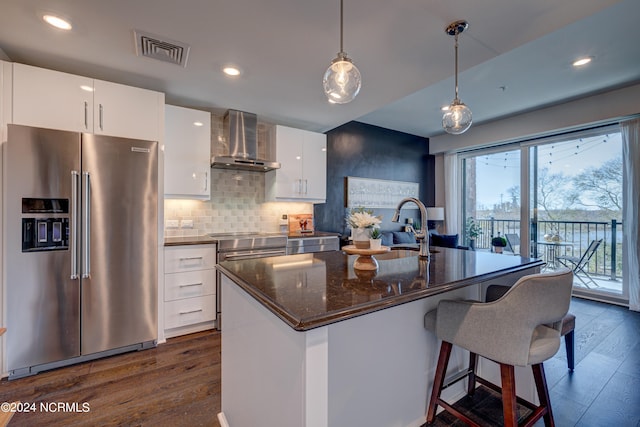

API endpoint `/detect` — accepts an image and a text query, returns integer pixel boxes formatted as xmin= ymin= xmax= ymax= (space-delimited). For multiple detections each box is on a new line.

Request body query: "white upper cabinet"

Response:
xmin=164 ymin=105 xmax=211 ymax=200
xmin=265 ymin=125 xmax=326 ymax=203
xmin=92 ymin=79 xmax=162 ymax=141
xmin=12 ymin=63 xmax=162 ymax=141
xmin=13 ymin=63 xmax=94 ymax=133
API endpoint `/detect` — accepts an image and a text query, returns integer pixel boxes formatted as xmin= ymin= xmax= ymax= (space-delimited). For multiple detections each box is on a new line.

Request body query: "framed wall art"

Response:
xmin=346 ymin=176 xmax=419 ymax=209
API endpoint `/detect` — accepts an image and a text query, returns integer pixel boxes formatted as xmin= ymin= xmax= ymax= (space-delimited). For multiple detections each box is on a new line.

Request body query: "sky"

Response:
xmin=473 ymin=131 xmax=622 ymax=208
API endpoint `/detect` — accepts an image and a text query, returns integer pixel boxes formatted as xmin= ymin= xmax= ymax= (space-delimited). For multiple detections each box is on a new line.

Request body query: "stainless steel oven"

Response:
xmin=211 ymin=233 xmax=287 ymax=329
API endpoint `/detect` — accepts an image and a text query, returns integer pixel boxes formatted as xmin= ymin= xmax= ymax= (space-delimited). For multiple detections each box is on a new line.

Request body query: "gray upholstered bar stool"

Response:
xmin=424 ymin=269 xmax=573 ymax=427
xmin=486 ymin=284 xmax=576 ymax=371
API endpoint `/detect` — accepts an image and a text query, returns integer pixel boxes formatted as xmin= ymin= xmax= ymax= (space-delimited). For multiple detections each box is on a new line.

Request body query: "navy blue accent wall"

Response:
xmin=314 ymin=121 xmax=434 ymax=236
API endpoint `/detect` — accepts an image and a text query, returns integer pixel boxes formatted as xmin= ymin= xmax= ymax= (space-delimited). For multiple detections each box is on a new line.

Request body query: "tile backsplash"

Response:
xmin=164 ymin=169 xmax=313 ymax=237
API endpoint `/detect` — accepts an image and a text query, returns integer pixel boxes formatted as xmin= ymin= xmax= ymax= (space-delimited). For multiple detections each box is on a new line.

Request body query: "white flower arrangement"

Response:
xmin=347 ymin=207 xmax=382 ymax=229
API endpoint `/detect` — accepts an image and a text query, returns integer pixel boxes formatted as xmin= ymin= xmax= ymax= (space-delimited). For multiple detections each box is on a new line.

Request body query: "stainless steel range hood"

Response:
xmin=211 ymin=110 xmax=280 ymax=172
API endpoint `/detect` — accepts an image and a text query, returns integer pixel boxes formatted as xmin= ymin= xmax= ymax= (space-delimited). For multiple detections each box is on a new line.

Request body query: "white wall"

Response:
xmin=156 ymin=93 xmax=166 ymax=344
xmin=434 ymin=154 xmax=445 ymax=207
xmin=430 ymin=82 xmax=640 ymax=155
xmin=0 ymin=61 xmax=13 ymax=373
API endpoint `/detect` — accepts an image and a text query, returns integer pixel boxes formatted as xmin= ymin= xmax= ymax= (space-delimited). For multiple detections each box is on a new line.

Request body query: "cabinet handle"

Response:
xmin=99 ymin=104 xmax=104 ymax=131
xmin=70 ymin=171 xmax=79 ymax=279
xmin=179 ymin=309 xmax=203 ymax=315
xmin=179 ymin=282 xmax=203 ymax=288
xmin=204 ymin=171 xmax=208 ymax=192
xmin=84 ymin=102 xmax=88 ymax=130
xmin=298 ymin=179 xmax=303 ymax=194
xmin=81 ymin=171 xmax=91 ymax=279
xmin=179 ymin=256 xmax=203 ymax=261
xmin=304 ymin=179 xmax=308 ymax=195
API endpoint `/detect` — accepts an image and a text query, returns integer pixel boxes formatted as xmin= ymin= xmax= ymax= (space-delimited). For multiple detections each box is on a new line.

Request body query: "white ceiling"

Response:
xmin=0 ymin=0 xmax=638 ymax=138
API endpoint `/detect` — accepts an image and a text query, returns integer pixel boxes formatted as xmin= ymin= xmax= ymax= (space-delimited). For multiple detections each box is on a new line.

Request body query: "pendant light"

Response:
xmin=442 ymin=20 xmax=472 ymax=135
xmin=323 ymin=0 xmax=361 ymax=104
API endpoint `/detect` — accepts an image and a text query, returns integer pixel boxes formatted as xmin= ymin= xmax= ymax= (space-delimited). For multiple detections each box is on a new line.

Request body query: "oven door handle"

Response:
xmin=222 ymin=250 xmax=286 ymax=261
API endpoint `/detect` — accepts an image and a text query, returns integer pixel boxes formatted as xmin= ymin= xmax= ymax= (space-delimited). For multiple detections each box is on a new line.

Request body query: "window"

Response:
xmin=462 ymin=148 xmax=521 ymax=250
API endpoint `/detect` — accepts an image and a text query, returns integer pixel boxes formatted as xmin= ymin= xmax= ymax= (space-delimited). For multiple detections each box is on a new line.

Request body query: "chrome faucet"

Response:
xmin=392 ymin=197 xmax=430 ymax=258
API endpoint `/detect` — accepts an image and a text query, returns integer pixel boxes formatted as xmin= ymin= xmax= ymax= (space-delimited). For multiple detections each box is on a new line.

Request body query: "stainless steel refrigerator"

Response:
xmin=5 ymin=124 xmax=158 ymax=378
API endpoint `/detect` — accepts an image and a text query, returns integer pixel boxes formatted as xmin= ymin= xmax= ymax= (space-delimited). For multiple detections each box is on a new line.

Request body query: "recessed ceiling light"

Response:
xmin=573 ymin=57 xmax=592 ymax=67
xmin=222 ymin=66 xmax=241 ymax=77
xmin=43 ymin=14 xmax=72 ymax=30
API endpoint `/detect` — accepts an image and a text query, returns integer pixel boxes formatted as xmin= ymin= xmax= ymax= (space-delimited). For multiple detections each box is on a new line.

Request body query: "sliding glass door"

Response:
xmin=529 ymin=128 xmax=625 ymax=302
xmin=461 ymin=125 xmax=627 ymax=304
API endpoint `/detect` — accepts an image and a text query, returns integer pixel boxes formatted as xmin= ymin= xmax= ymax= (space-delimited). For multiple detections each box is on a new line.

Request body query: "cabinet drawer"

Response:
xmin=164 ymin=296 xmax=216 ymax=329
xmin=165 ymin=269 xmax=216 ymax=302
xmin=164 ymin=245 xmax=216 ymax=273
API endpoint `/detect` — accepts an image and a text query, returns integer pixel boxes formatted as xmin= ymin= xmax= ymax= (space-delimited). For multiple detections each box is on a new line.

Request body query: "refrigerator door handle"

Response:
xmin=71 ymin=171 xmax=80 ymax=279
xmin=82 ymin=171 xmax=91 ymax=279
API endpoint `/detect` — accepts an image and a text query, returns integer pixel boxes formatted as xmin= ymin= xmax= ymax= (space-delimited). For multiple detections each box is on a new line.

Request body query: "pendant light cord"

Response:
xmin=340 ymin=0 xmax=344 ymax=53
xmin=454 ymin=32 xmax=459 ymax=101
xmin=443 ymin=20 xmax=471 ymax=134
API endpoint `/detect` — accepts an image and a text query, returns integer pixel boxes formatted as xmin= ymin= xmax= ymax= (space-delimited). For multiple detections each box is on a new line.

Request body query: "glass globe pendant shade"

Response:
xmin=442 ymin=99 xmax=472 ymax=135
xmin=323 ymin=53 xmax=361 ymax=104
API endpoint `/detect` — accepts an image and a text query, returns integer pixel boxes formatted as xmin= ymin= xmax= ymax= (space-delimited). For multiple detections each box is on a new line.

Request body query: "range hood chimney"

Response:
xmin=211 ymin=110 xmax=280 ymax=172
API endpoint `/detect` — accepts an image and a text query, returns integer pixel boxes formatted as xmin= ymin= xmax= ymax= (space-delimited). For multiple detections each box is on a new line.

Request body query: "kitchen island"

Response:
xmin=216 ymin=248 xmax=544 ymax=427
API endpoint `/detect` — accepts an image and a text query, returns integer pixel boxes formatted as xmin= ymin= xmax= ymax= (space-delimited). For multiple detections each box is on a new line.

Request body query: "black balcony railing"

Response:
xmin=470 ymin=218 xmax=623 ymax=280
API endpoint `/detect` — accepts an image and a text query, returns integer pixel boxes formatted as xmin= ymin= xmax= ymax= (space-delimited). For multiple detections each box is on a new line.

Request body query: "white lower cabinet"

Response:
xmin=164 ymin=269 xmax=216 ymax=301
xmin=164 ymin=244 xmax=217 ymax=337
xmin=164 ymin=297 xmax=216 ymax=330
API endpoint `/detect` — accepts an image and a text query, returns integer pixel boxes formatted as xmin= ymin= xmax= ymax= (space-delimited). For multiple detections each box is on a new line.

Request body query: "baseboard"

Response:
xmin=217 ymin=412 xmax=230 ymax=427
xmin=164 ymin=320 xmax=216 ymax=339
xmin=572 ymin=290 xmax=628 ymax=307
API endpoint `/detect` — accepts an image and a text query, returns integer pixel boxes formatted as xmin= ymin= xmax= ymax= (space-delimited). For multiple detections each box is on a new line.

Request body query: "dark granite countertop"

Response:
xmin=217 ymin=248 xmax=544 ymax=331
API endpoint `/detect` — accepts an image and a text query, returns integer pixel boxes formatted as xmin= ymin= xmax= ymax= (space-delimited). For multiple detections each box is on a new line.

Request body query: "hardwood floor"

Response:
xmin=0 ymin=331 xmax=221 ymax=426
xmin=0 ymin=297 xmax=637 ymax=426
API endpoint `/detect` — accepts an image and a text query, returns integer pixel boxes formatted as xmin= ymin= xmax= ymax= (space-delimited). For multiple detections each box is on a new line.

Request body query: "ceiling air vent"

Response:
xmin=134 ymin=30 xmax=190 ymax=67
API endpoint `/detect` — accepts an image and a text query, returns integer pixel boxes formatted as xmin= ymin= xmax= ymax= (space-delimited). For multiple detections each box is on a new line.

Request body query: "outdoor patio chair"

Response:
xmin=504 ymin=233 xmax=520 ymax=255
xmin=556 ymin=239 xmax=603 ymax=288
